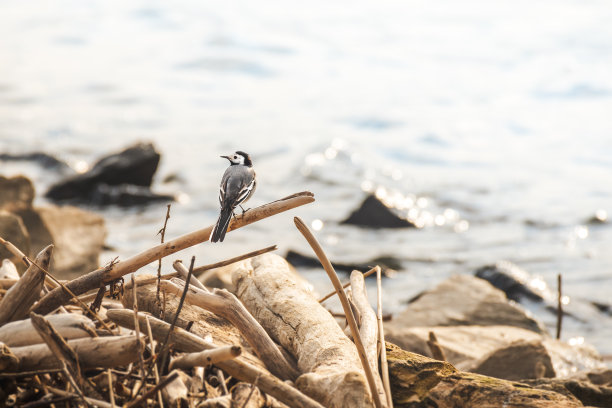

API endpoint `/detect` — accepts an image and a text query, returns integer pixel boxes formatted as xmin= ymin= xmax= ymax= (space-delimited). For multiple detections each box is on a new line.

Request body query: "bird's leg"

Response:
xmin=239 ymin=205 xmax=251 ymax=215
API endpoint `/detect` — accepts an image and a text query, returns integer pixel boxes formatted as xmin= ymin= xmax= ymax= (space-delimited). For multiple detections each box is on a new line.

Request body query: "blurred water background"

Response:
xmin=1 ymin=0 xmax=611 ymax=358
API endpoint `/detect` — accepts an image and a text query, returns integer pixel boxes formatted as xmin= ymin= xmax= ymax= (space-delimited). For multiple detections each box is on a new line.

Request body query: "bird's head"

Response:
xmin=221 ymin=151 xmax=252 ymax=167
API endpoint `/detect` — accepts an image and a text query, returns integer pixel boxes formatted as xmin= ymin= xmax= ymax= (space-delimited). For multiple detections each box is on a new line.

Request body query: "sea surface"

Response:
xmin=1 ymin=0 xmax=611 ymax=359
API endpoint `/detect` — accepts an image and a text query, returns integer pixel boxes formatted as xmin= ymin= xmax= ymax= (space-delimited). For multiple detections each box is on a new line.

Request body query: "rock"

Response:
xmin=285 ymin=249 xmax=400 ymax=275
xmin=524 ymin=369 xmax=612 ymax=407
xmin=475 ymin=261 xmax=551 ymax=302
xmin=471 ymin=340 xmax=556 ymax=380
xmin=11 ymin=208 xmax=54 ymax=258
xmin=341 ymin=194 xmax=416 ymax=228
xmin=0 ymin=152 xmax=69 ymax=171
xmin=17 ymin=205 xmax=106 ymax=278
xmin=390 ymin=274 xmax=548 ymax=334
xmin=0 ymin=211 xmax=30 ymax=271
xmin=45 ymin=142 xmax=161 ymax=201
xmin=386 ymin=342 xmax=582 ymax=407
xmin=89 ymin=184 xmax=174 ymax=206
xmin=0 ymin=175 xmax=35 ymax=212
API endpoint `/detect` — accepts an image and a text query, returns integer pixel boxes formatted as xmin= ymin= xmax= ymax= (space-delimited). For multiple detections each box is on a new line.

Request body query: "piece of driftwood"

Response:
xmin=386 ymin=342 xmax=582 ymax=407
xmin=32 ymin=192 xmax=315 ymax=315
xmin=4 ymin=335 xmax=143 ymax=373
xmin=232 ymin=253 xmax=373 ymax=408
xmin=376 ymin=266 xmax=393 ymax=408
xmin=0 ymin=341 xmax=18 ymax=371
xmin=232 ymin=382 xmax=265 ymax=408
xmin=173 ymin=260 xmax=207 ymax=291
xmin=44 ymin=385 xmax=113 ymax=408
xmin=193 ymin=245 xmax=277 ymax=276
xmin=0 ymin=245 xmax=53 ymax=325
xmin=351 ymin=270 xmax=388 ymax=407
xmin=161 ymin=278 xmax=299 ymax=381
xmin=319 ymin=266 xmax=378 ymax=303
xmin=426 ymin=331 xmax=446 ymax=361
xmin=169 ymin=345 xmax=242 ymax=371
xmin=0 ymin=314 xmax=95 ymax=347
xmin=294 ymin=217 xmax=381 ymax=408
xmin=199 ymin=395 xmax=231 ymax=408
xmin=161 ymin=369 xmax=189 ymax=407
xmin=107 ymin=309 xmax=325 ymax=408
xmin=0 ymin=259 xmax=19 ymax=280
xmin=125 ymin=371 xmax=179 ymax=408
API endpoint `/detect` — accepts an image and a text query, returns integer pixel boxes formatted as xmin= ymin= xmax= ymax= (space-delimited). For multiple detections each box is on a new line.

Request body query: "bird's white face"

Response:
xmin=227 ymin=152 xmax=245 ymax=165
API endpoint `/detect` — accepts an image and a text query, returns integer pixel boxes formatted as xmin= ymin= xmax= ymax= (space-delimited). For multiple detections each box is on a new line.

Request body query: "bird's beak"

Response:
xmin=220 ymin=155 xmax=231 ymax=161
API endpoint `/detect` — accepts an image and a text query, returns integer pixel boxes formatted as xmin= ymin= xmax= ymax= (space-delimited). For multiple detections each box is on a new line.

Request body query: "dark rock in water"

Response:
xmin=341 ymin=194 xmax=416 ymax=228
xmin=0 ymin=152 xmax=69 ymax=170
xmin=285 ymin=249 xmax=400 ymax=275
xmin=0 ymin=175 xmax=35 ymax=212
xmin=475 ymin=260 xmax=549 ymax=302
xmin=46 ymin=142 xmax=161 ymax=201
xmin=90 ymin=184 xmax=174 ymax=207
xmin=586 ymin=210 xmax=608 ymax=225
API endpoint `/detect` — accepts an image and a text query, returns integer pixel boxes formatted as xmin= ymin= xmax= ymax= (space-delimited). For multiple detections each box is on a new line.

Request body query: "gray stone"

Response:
xmin=0 ymin=175 xmax=35 ymax=212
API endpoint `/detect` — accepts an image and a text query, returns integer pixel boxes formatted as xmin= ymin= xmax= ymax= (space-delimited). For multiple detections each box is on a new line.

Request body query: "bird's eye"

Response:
xmin=234 ymin=155 xmax=237 ymax=159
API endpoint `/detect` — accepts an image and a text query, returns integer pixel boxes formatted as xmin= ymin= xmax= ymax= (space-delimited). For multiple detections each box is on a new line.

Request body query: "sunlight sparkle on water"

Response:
xmin=568 ymin=337 xmax=585 ymax=346
xmin=311 ymin=219 xmax=324 ymax=231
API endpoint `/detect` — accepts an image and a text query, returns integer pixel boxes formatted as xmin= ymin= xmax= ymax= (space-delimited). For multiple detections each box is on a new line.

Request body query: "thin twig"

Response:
xmin=556 ymin=273 xmax=563 ymax=340
xmin=107 ymin=369 xmax=115 ymax=408
xmin=145 ymin=316 xmax=163 ymax=407
xmin=173 ymin=260 xmax=207 ymax=291
xmin=130 ymin=275 xmax=146 ymax=398
xmin=157 ymin=204 xmax=172 ymax=302
xmin=294 ymin=216 xmax=384 ymax=408
xmin=192 ymin=245 xmax=277 ymax=275
xmin=376 ymin=266 xmax=393 ymax=408
xmin=125 ymin=371 xmax=179 ymax=408
xmin=240 ymin=373 xmax=261 ymax=408
xmin=319 ymin=266 xmax=378 ymax=303
xmin=217 ymin=368 xmax=229 ymax=395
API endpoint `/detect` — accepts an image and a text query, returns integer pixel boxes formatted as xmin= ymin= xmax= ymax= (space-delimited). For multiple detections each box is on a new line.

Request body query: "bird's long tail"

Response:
xmin=210 ymin=207 xmax=233 ymax=242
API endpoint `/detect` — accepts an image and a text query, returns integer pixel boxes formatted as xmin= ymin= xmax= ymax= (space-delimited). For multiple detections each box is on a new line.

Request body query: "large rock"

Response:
xmin=389 ymin=274 xmax=548 ymax=334
xmin=475 ymin=260 xmax=551 ymax=302
xmin=386 ymin=342 xmax=582 ymax=407
xmin=17 ymin=205 xmax=106 ymax=277
xmin=0 ymin=175 xmax=35 ymax=212
xmin=0 ymin=211 xmax=30 ymax=271
xmin=524 ymin=369 xmax=612 ymax=407
xmin=341 ymin=194 xmax=416 ymax=228
xmin=45 ymin=142 xmax=161 ymax=201
xmin=0 ymin=152 xmax=69 ymax=171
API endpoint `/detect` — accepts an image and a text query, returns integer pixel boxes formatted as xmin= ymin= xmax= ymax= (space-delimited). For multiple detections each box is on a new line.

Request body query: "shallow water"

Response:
xmin=1 ymin=0 xmax=611 ymax=359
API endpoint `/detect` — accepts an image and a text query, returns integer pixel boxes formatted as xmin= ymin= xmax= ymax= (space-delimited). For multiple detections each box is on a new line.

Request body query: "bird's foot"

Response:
xmin=239 ymin=205 xmax=251 ymax=215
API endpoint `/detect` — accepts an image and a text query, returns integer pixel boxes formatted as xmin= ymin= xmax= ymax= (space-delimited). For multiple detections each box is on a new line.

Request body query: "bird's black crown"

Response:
xmin=236 ymin=151 xmax=253 ymax=167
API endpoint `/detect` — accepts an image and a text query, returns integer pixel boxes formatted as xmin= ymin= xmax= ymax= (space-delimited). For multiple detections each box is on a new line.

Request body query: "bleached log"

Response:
xmin=161 ymin=278 xmax=299 ymax=381
xmin=0 ymin=313 xmax=95 ymax=347
xmin=350 ymin=270 xmax=388 ymax=406
xmin=4 ymin=335 xmax=142 ymax=372
xmin=0 ymin=245 xmax=53 ymax=325
xmin=107 ymin=309 xmax=324 ymax=408
xmin=232 ymin=253 xmax=373 ymax=408
xmin=169 ymin=345 xmax=241 ymax=371
xmin=32 ymin=192 xmax=315 ymax=315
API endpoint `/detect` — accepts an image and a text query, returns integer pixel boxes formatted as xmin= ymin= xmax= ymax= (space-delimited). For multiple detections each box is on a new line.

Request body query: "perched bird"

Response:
xmin=210 ymin=151 xmax=257 ymax=242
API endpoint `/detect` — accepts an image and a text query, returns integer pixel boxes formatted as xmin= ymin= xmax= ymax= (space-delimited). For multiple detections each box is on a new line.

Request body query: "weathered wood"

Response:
xmin=231 ymin=382 xmax=266 ymax=408
xmin=232 ymin=252 xmax=374 ymax=408
xmin=32 ymin=192 xmax=315 ymax=315
xmin=192 ymin=245 xmax=277 ymax=275
xmin=161 ymin=369 xmax=189 ymax=407
xmin=4 ymin=335 xmax=142 ymax=373
xmin=0 ymin=341 xmax=18 ymax=371
xmin=44 ymin=385 xmax=113 ymax=408
xmin=107 ymin=309 xmax=325 ymax=408
xmin=0 ymin=314 xmax=95 ymax=347
xmin=351 ymin=270 xmax=388 ymax=407
xmin=169 ymin=345 xmax=241 ymax=371
xmin=173 ymin=260 xmax=207 ymax=290
xmin=0 ymin=245 xmax=53 ymax=325
xmin=161 ymin=278 xmax=299 ymax=381
xmin=376 ymin=266 xmax=393 ymax=408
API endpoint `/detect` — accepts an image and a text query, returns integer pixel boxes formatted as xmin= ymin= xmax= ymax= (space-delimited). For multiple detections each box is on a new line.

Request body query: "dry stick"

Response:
xmin=240 ymin=373 xmax=261 ymax=408
xmin=192 ymin=245 xmax=278 ymax=275
xmin=556 ymin=274 xmax=563 ymax=340
xmin=427 ymin=331 xmax=446 ymax=361
xmin=294 ymin=216 xmax=383 ymax=408
xmin=125 ymin=371 xmax=179 ymax=408
xmin=318 ymin=266 xmax=378 ymax=303
xmin=173 ymin=260 xmax=207 ymax=291
xmin=0 ymin=236 xmax=30 ymax=266
xmin=33 ymin=192 xmax=315 ymax=315
xmin=42 ymin=385 xmax=112 ymax=408
xmin=157 ymin=204 xmax=172 ymax=302
xmin=144 ymin=316 xmax=163 ymax=407
xmin=161 ymin=279 xmax=299 ymax=381
xmin=130 ymin=276 xmax=146 ymax=399
xmin=106 ymin=369 xmax=116 ymax=408
xmin=217 ymin=368 xmax=230 ymax=395
xmin=376 ymin=267 xmax=393 ymax=408
xmin=108 ymin=310 xmax=325 ymax=408
xmin=169 ymin=345 xmax=241 ymax=371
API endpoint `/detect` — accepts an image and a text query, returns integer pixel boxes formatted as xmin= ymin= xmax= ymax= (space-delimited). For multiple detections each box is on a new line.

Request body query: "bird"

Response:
xmin=210 ymin=151 xmax=257 ymax=243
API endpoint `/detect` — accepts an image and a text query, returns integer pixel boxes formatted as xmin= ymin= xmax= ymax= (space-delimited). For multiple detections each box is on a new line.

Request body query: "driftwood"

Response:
xmin=107 ymin=309 xmax=325 ymax=408
xmin=173 ymin=260 xmax=207 ymax=290
xmin=351 ymin=270 xmax=387 ymax=406
xmin=169 ymin=345 xmax=241 ymax=371
xmin=0 ymin=342 xmax=18 ymax=371
xmin=0 ymin=259 xmax=19 ymax=280
xmin=232 ymin=253 xmax=373 ymax=408
xmin=161 ymin=369 xmax=189 ymax=407
xmin=44 ymin=385 xmax=113 ymax=408
xmin=32 ymin=192 xmax=315 ymax=315
xmin=231 ymin=382 xmax=266 ymax=408
xmin=4 ymin=335 xmax=143 ymax=372
xmin=375 ymin=266 xmax=393 ymax=408
xmin=0 ymin=313 xmax=95 ymax=347
xmin=161 ymin=278 xmax=299 ymax=381
xmin=0 ymin=245 xmax=53 ymax=325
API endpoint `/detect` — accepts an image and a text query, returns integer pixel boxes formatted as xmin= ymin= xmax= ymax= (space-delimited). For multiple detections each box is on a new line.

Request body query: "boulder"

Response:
xmin=0 ymin=211 xmax=30 ymax=271
xmin=471 ymin=340 xmax=556 ymax=380
xmin=16 ymin=205 xmax=106 ymax=278
xmin=524 ymin=369 xmax=612 ymax=407
xmin=0 ymin=152 xmax=69 ymax=171
xmin=0 ymin=175 xmax=35 ymax=212
xmin=285 ymin=249 xmax=400 ymax=275
xmin=89 ymin=184 xmax=174 ymax=206
xmin=45 ymin=142 xmax=161 ymax=202
xmin=341 ymin=194 xmax=416 ymax=228
xmin=389 ymin=274 xmax=548 ymax=334
xmin=386 ymin=342 xmax=582 ymax=407
xmin=475 ymin=260 xmax=551 ymax=302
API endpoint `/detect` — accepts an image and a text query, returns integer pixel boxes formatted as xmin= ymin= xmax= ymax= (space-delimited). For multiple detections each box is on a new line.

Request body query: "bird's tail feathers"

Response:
xmin=210 ymin=207 xmax=233 ymax=242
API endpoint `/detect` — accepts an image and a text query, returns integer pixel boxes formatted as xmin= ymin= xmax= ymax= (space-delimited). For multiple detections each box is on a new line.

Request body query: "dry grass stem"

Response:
xmin=376 ymin=266 xmax=393 ymax=408
xmin=318 ymin=266 xmax=378 ymax=303
xmin=192 ymin=245 xmax=277 ymax=275
xmin=556 ymin=273 xmax=563 ymax=340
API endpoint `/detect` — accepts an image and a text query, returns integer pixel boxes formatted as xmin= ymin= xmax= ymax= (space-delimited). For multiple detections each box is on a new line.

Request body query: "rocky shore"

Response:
xmin=0 ymin=146 xmax=611 ymax=407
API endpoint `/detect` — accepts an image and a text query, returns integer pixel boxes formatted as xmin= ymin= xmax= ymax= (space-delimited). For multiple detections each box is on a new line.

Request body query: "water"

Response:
xmin=1 ymin=0 xmax=611 ymax=359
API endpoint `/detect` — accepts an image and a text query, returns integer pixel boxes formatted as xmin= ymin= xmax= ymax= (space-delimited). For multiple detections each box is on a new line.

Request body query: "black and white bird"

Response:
xmin=210 ymin=151 xmax=257 ymax=243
